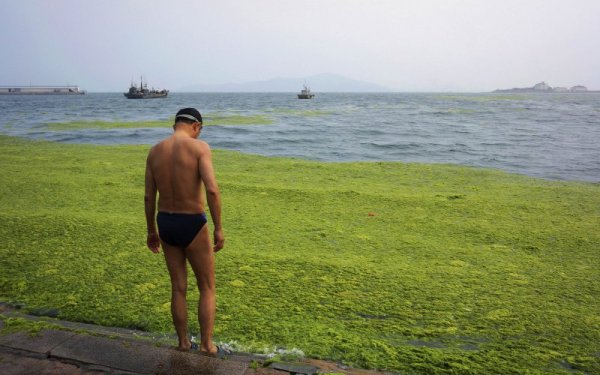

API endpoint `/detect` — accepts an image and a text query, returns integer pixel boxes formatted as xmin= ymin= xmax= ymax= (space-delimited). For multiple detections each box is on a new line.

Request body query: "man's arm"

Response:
xmin=144 ymin=152 xmax=160 ymax=253
xmin=198 ymin=143 xmax=224 ymax=252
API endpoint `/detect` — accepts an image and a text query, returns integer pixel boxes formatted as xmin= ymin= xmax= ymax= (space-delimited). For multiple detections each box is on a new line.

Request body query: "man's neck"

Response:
xmin=173 ymin=128 xmax=195 ymax=138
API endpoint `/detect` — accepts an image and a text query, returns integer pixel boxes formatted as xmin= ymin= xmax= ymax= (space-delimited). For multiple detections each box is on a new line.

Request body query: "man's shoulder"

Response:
xmin=149 ymin=136 xmax=210 ymax=156
xmin=148 ymin=139 xmax=165 ymax=155
xmin=191 ymin=139 xmax=211 ymax=153
xmin=147 ymin=138 xmax=173 ymax=160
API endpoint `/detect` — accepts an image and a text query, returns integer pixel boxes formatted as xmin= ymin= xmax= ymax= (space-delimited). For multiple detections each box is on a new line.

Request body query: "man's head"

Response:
xmin=174 ymin=108 xmax=203 ymax=137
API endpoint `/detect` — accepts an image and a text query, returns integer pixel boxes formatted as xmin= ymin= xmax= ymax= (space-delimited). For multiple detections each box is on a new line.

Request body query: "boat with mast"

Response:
xmin=297 ymin=83 xmax=315 ymax=99
xmin=124 ymin=76 xmax=168 ymax=99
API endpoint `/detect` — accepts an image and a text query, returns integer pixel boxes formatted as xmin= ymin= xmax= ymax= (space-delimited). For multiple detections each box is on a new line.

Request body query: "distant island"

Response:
xmin=494 ymin=81 xmax=598 ymax=93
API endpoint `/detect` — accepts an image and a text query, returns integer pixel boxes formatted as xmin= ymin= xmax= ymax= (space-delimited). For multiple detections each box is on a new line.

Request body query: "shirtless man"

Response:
xmin=144 ymin=107 xmax=224 ymax=354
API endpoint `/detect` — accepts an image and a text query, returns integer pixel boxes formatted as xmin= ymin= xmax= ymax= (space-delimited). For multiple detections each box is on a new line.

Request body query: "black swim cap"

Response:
xmin=175 ymin=108 xmax=203 ymax=123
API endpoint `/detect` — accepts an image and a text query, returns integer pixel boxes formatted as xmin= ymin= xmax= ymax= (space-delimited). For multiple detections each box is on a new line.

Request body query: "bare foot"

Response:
xmin=201 ymin=344 xmax=232 ymax=358
xmin=175 ymin=340 xmax=193 ymax=352
xmin=200 ymin=343 xmax=218 ymax=356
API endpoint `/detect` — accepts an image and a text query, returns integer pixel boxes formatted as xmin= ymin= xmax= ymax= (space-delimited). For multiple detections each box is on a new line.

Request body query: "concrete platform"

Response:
xmin=0 ymin=308 xmax=397 ymax=374
xmin=0 ymin=329 xmax=248 ymax=374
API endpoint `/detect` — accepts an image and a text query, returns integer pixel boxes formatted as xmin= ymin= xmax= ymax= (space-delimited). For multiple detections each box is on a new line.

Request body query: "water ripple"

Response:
xmin=1 ymin=92 xmax=599 ymax=182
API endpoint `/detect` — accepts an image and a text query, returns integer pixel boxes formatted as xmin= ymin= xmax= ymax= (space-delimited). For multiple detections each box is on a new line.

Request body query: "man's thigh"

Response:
xmin=185 ymin=225 xmax=215 ymax=289
xmin=162 ymin=242 xmax=187 ymax=287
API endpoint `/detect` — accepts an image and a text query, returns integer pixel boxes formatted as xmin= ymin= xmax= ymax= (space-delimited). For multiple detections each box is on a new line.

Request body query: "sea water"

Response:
xmin=0 ymin=92 xmax=599 ymax=182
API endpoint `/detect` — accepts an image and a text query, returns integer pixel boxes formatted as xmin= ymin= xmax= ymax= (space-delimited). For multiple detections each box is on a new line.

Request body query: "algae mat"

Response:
xmin=0 ymin=135 xmax=599 ymax=374
xmin=43 ymin=114 xmax=272 ymax=130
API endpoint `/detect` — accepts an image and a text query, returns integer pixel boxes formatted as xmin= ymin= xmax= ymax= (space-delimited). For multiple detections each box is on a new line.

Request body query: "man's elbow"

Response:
xmin=205 ymin=186 xmax=220 ymax=198
xmin=144 ymin=194 xmax=154 ymax=204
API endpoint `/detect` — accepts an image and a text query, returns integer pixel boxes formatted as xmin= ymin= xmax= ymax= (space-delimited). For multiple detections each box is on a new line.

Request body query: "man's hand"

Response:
xmin=213 ymin=229 xmax=225 ymax=252
xmin=147 ymin=232 xmax=161 ymax=253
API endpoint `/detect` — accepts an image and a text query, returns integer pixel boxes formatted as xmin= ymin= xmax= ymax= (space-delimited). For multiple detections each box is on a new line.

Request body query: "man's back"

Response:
xmin=144 ymin=107 xmax=224 ymax=354
xmin=148 ymin=135 xmax=206 ymax=214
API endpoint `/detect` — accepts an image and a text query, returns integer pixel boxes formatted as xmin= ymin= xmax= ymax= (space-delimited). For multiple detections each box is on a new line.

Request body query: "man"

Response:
xmin=144 ymin=108 xmax=225 ymax=355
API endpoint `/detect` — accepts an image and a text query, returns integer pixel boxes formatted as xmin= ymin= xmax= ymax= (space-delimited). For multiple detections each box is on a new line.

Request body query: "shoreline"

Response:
xmin=2 ymin=134 xmax=598 ymax=185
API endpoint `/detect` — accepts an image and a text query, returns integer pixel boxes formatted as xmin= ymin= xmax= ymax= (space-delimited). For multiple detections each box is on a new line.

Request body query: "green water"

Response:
xmin=44 ymin=113 xmax=273 ymax=130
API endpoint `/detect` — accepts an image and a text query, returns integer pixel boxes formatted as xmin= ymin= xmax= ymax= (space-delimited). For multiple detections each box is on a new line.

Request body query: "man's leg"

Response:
xmin=185 ymin=224 xmax=217 ymax=354
xmin=162 ymin=242 xmax=191 ymax=350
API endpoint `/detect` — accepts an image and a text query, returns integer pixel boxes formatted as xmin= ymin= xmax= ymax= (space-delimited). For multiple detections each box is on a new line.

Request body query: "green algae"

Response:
xmin=0 ymin=316 xmax=63 ymax=336
xmin=44 ymin=114 xmax=272 ymax=130
xmin=0 ymin=135 xmax=599 ymax=373
xmin=45 ymin=120 xmax=169 ymax=130
xmin=203 ymin=114 xmax=273 ymax=125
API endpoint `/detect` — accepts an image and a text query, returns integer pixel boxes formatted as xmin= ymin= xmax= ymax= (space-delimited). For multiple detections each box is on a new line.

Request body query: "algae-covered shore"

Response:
xmin=1 ymin=135 xmax=599 ymax=374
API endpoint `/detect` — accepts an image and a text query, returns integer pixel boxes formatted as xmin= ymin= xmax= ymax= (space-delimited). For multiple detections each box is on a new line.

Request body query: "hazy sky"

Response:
xmin=1 ymin=0 xmax=599 ymax=92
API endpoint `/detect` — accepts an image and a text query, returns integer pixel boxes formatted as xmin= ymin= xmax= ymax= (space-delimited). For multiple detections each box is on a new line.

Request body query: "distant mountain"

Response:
xmin=178 ymin=73 xmax=392 ymax=92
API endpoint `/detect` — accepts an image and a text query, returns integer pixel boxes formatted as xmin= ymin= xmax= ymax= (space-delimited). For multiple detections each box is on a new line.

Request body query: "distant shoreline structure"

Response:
xmin=0 ymin=85 xmax=86 ymax=95
xmin=494 ymin=82 xmax=599 ymax=93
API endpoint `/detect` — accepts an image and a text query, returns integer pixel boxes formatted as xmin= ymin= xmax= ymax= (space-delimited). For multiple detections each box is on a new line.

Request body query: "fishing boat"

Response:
xmin=297 ymin=83 xmax=315 ymax=99
xmin=124 ymin=77 xmax=168 ymax=99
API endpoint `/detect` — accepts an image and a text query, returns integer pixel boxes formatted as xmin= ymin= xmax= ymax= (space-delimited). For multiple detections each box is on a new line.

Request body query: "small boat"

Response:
xmin=124 ymin=77 xmax=168 ymax=99
xmin=297 ymin=83 xmax=315 ymax=99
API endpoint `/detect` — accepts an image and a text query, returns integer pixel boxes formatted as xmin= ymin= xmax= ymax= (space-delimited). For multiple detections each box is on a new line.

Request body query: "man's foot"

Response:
xmin=200 ymin=344 xmax=231 ymax=358
xmin=175 ymin=340 xmax=198 ymax=352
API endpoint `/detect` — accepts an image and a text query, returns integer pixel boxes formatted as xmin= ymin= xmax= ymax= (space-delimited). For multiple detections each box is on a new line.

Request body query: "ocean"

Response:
xmin=1 ymin=92 xmax=599 ymax=182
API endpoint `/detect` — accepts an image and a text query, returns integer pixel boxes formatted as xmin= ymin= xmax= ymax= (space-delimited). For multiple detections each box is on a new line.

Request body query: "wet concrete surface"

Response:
xmin=0 ymin=308 xmax=398 ymax=375
xmin=0 ymin=329 xmax=248 ymax=375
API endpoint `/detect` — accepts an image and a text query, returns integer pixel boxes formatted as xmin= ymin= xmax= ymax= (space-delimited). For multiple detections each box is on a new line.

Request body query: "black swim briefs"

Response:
xmin=157 ymin=212 xmax=207 ymax=249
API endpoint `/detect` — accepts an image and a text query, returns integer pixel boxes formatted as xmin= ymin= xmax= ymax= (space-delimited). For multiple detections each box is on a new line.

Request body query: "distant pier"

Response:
xmin=0 ymin=85 xmax=86 ymax=95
